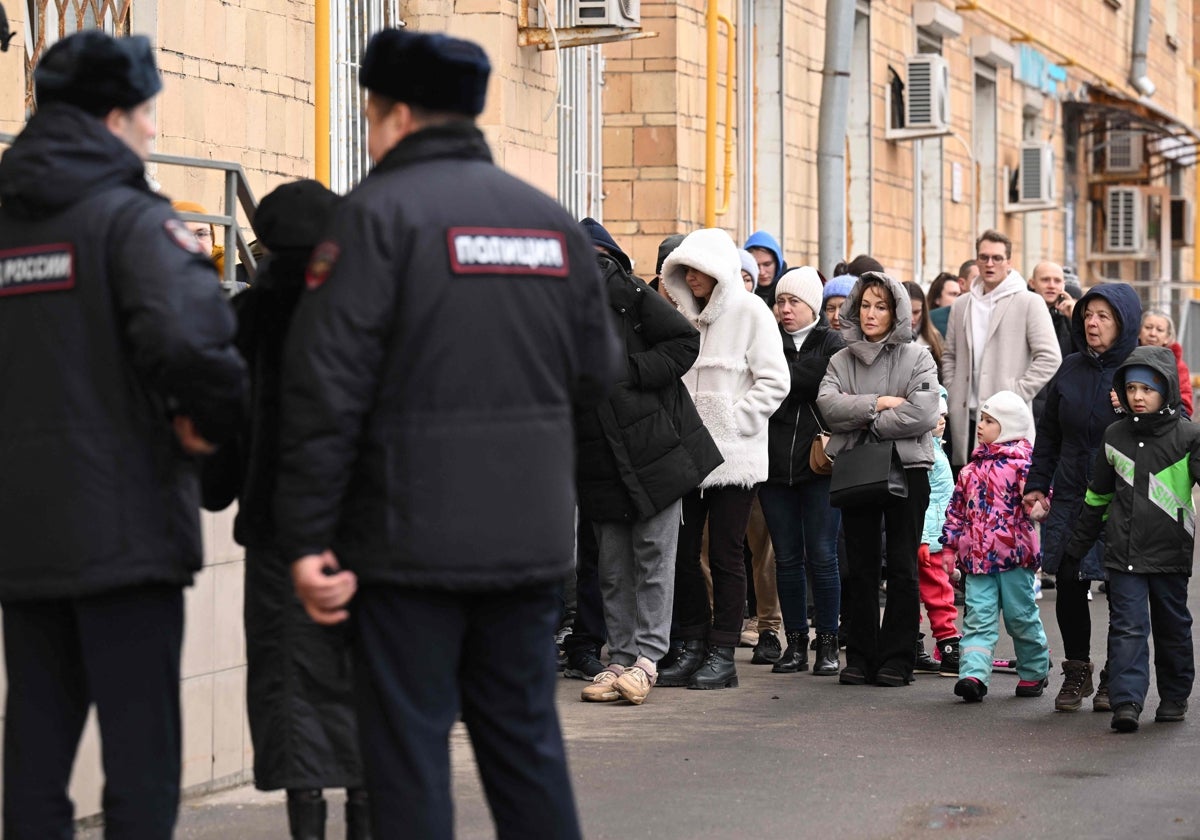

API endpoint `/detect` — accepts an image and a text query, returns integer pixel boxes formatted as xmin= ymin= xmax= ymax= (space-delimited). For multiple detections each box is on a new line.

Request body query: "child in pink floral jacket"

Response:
xmin=940 ymin=390 xmax=1051 ymax=703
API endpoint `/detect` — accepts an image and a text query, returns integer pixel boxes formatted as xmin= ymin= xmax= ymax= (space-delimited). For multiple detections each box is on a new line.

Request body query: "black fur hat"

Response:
xmin=359 ymin=29 xmax=490 ymax=116
xmin=254 ymin=180 xmax=339 ymax=253
xmin=34 ymin=30 xmax=162 ymax=116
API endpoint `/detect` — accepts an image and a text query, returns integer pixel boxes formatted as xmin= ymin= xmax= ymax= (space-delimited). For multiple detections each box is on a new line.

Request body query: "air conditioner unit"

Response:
xmin=904 ymin=54 xmax=950 ymax=132
xmin=1105 ymin=122 xmax=1144 ymax=173
xmin=1018 ymin=142 xmax=1055 ymax=204
xmin=1105 ymin=186 xmax=1146 ymax=253
xmin=573 ymin=0 xmax=640 ymax=27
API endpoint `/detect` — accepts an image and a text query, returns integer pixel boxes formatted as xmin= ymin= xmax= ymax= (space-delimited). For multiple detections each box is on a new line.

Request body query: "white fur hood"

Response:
xmin=661 ymin=228 xmax=746 ymax=324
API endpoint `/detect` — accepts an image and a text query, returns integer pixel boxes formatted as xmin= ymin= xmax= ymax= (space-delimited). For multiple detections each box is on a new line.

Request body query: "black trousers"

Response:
xmin=562 ymin=517 xmax=606 ymax=656
xmin=1055 ymin=553 xmax=1097 ymax=662
xmin=841 ymin=469 xmax=930 ymax=679
xmin=352 ymin=583 xmax=581 ymax=840
xmin=673 ymin=486 xmax=756 ymax=648
xmin=3 ymin=584 xmax=184 ymax=840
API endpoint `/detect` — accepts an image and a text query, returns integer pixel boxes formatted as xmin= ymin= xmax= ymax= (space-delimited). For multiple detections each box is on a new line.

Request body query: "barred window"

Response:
xmin=24 ymin=0 xmax=132 ymax=113
xmin=330 ymin=0 xmax=402 ymax=194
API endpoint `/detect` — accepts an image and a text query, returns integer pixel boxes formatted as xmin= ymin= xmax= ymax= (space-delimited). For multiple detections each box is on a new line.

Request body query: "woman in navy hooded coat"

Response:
xmin=1023 ymin=282 xmax=1142 ymax=713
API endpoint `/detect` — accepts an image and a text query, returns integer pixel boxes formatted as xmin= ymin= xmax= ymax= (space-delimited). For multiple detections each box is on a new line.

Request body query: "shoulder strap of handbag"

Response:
xmin=808 ymin=403 xmax=830 ymax=435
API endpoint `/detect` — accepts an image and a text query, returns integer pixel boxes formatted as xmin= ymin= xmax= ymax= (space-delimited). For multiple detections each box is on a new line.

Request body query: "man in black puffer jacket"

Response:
xmin=0 ymin=32 xmax=246 ymax=839
xmin=574 ymin=219 xmax=722 ymax=705
xmin=274 ymin=31 xmax=619 ymax=839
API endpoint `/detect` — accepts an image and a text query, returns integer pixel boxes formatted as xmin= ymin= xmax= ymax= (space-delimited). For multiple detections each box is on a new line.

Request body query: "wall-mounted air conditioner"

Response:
xmin=1018 ymin=142 xmax=1055 ymax=204
xmin=1105 ymin=186 xmax=1146 ymax=253
xmin=573 ymin=0 xmax=640 ymax=28
xmin=905 ymin=54 xmax=950 ymax=131
xmin=1104 ymin=123 xmax=1144 ymax=174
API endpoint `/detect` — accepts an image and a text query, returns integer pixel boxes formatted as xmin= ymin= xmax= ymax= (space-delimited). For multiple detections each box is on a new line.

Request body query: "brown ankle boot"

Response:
xmin=1054 ymin=659 xmax=1094 ymax=712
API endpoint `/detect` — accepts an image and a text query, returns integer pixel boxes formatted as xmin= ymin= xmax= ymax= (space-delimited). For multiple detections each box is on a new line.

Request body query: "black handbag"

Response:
xmin=828 ymin=435 xmax=908 ymax=509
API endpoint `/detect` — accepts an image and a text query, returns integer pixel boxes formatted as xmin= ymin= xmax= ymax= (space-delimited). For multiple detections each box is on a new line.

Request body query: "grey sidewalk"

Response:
xmin=80 ymin=586 xmax=1200 ymax=838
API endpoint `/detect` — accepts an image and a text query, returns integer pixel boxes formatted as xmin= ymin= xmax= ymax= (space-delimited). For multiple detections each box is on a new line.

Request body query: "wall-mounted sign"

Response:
xmin=1013 ymin=45 xmax=1068 ymax=97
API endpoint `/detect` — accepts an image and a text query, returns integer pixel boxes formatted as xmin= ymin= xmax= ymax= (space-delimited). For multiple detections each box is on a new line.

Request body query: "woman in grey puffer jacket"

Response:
xmin=817 ymin=272 xmax=940 ymax=687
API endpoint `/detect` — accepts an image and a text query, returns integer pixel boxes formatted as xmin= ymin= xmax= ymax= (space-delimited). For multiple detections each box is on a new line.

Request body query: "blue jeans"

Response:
xmin=1106 ymin=570 xmax=1194 ymax=709
xmin=959 ymin=567 xmax=1050 ymax=686
xmin=759 ymin=477 xmax=842 ymax=636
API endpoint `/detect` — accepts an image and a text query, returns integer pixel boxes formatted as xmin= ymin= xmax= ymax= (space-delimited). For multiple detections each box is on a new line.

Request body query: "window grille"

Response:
xmin=556 ymin=0 xmax=603 ymax=221
xmin=24 ymin=0 xmax=131 ymax=113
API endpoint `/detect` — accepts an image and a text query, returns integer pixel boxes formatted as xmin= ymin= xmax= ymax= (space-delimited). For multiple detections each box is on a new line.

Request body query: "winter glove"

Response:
xmin=918 ymin=544 xmax=931 ymax=566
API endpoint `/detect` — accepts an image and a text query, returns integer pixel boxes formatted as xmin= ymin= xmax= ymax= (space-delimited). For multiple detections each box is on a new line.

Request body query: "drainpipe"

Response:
xmin=314 ymin=0 xmax=331 ymax=186
xmin=1130 ymin=0 xmax=1155 ymax=97
xmin=818 ymin=0 xmax=854 ymax=274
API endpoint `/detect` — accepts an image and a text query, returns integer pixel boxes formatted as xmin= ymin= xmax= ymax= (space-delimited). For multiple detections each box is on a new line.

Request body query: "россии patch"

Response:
xmin=0 ymin=243 xmax=75 ymax=297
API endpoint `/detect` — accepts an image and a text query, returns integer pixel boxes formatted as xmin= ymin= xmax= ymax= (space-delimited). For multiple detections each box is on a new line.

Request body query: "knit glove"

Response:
xmin=918 ymin=543 xmax=931 ymax=566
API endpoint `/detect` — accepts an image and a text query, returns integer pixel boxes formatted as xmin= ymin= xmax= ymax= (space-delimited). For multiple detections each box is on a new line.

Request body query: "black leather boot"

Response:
xmin=286 ymin=789 xmax=327 ymax=840
xmin=658 ymin=638 xmax=686 ymax=671
xmin=657 ymin=640 xmax=707 ymax=686
xmin=813 ymin=632 xmax=840 ymax=676
xmin=345 ymin=788 xmax=372 ymax=840
xmin=688 ymin=645 xmax=738 ymax=689
xmin=772 ymin=631 xmax=809 ymax=673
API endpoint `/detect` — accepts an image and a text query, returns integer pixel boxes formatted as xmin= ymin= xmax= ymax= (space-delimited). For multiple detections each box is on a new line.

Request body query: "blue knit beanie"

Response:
xmin=823 ymin=274 xmax=856 ymax=300
xmin=1124 ymin=365 xmax=1168 ymax=398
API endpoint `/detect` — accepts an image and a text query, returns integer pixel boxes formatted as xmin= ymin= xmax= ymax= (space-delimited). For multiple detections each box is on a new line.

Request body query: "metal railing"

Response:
xmin=0 ymin=132 xmax=258 ymax=292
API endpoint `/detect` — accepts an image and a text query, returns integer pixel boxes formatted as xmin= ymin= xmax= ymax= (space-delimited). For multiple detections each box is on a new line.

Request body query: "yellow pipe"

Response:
xmin=1191 ymin=68 xmax=1200 ymax=286
xmin=955 ymin=1 xmax=1123 ymax=92
xmin=314 ymin=0 xmax=331 ymax=187
xmin=704 ymin=0 xmax=718 ymax=227
xmin=715 ymin=14 xmax=736 ymax=217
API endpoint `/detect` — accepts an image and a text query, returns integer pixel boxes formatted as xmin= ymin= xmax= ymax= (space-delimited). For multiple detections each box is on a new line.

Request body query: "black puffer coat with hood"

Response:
xmin=1027 ymin=282 xmax=1141 ymax=580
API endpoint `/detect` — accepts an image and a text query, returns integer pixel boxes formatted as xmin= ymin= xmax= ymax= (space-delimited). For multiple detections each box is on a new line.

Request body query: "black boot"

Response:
xmin=658 ymin=638 xmax=686 ymax=671
xmin=914 ymin=632 xmax=939 ymax=674
xmin=813 ymin=632 xmax=840 ymax=676
xmin=345 ymin=788 xmax=372 ymax=840
xmin=286 ymin=789 xmax=327 ymax=840
xmin=657 ymin=640 xmax=706 ymax=687
xmin=688 ymin=645 xmax=739 ymax=689
xmin=772 ymin=632 xmax=809 ymax=673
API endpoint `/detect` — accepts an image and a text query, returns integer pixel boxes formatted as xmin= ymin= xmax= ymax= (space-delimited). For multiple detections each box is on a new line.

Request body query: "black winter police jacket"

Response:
xmin=574 ymin=252 xmax=722 ymax=522
xmin=274 ymin=122 xmax=620 ymax=589
xmin=0 ymin=103 xmax=246 ymax=600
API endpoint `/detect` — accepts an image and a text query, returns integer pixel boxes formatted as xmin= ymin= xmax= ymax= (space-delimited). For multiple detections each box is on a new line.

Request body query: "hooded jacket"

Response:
xmin=744 ymin=230 xmax=786 ymax=307
xmin=0 ymin=103 xmax=246 ymax=600
xmin=1027 ymin=282 xmax=1141 ymax=579
xmin=942 ymin=270 xmax=1061 ymax=465
xmin=941 ymin=438 xmax=1041 ymax=575
xmin=921 ymin=387 xmax=954 ymax=546
xmin=1066 ymin=345 xmax=1200 ymax=576
xmin=575 ymin=251 xmax=723 ymax=520
xmin=662 ymin=228 xmax=789 ymax=489
xmin=816 ymin=273 xmax=941 ymax=470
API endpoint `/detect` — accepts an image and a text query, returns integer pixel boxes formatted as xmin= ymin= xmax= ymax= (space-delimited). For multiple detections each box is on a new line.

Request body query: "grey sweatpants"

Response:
xmin=594 ymin=498 xmax=682 ymax=667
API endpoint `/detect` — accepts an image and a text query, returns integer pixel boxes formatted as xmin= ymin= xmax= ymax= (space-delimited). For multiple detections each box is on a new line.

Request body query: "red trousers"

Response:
xmin=918 ymin=548 xmax=959 ymax=640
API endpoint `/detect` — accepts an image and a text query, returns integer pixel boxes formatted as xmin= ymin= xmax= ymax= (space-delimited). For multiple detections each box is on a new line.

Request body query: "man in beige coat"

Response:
xmin=941 ymin=230 xmax=1062 ymax=466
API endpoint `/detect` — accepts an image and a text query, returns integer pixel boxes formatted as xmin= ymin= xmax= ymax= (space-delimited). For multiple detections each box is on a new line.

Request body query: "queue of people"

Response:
xmin=4 ymin=24 xmax=1200 ymax=840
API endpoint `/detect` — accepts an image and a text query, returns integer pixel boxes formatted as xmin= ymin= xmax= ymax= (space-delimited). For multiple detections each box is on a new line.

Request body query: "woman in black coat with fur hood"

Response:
xmin=202 ymin=180 xmax=369 ymax=840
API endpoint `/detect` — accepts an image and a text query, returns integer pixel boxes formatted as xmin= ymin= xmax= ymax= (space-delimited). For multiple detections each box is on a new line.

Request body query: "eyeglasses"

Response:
xmin=193 ymin=229 xmax=213 ymax=241
xmin=976 ymin=254 xmax=1006 ymax=263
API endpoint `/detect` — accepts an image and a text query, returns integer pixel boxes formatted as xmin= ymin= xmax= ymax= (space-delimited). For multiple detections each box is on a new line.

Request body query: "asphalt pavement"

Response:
xmin=79 ymin=583 xmax=1200 ymax=839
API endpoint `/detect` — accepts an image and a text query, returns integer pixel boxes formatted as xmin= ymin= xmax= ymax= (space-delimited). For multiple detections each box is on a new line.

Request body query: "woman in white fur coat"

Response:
xmin=655 ymin=228 xmax=789 ymax=690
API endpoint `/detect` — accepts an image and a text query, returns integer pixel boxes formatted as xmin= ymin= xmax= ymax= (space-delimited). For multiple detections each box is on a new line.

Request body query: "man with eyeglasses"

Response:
xmin=941 ymin=229 xmax=1061 ymax=469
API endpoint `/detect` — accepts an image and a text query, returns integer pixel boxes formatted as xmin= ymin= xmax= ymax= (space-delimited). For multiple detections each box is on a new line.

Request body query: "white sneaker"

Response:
xmin=1034 ymin=576 xmax=1043 ymax=601
xmin=614 ymin=659 xmax=656 ymax=705
xmin=581 ymin=665 xmax=623 ymax=702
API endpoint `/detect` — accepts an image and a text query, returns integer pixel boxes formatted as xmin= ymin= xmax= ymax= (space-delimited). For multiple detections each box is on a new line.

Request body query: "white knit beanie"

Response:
xmin=979 ymin=390 xmax=1032 ymax=444
xmin=774 ymin=266 xmax=824 ymax=320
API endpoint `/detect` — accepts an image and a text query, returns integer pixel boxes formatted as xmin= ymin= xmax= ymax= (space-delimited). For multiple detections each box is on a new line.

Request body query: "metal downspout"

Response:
xmin=1129 ymin=0 xmax=1154 ymax=97
xmin=705 ymin=1 xmax=719 ymax=227
xmin=818 ymin=0 xmax=854 ymax=275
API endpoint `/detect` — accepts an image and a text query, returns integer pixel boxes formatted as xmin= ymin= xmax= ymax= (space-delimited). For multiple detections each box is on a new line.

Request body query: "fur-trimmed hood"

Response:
xmin=661 ymin=228 xmax=747 ymax=325
xmin=837 ymin=271 xmax=914 ymax=365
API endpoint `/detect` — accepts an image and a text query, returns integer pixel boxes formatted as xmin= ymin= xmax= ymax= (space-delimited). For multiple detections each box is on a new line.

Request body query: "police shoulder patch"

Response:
xmin=0 ymin=243 xmax=76 ymax=297
xmin=164 ymin=218 xmax=206 ymax=255
xmin=447 ymin=227 xmax=570 ymax=278
xmin=306 ymin=241 xmax=341 ymax=290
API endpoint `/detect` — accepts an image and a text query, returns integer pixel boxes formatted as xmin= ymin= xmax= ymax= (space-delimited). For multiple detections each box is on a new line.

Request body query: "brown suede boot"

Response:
xmin=1054 ymin=659 xmax=1094 ymax=711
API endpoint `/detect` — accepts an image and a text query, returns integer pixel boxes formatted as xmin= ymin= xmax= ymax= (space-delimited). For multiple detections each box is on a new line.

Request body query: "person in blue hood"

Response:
xmin=1023 ymin=282 xmax=1142 ymax=714
xmin=744 ymin=230 xmax=787 ymax=307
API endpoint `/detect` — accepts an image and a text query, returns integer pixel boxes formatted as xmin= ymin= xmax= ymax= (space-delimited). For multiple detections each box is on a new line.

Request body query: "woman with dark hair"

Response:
xmin=817 ymin=273 xmax=940 ymax=687
xmin=904 ymin=279 xmax=944 ymax=375
xmin=926 ymin=272 xmax=961 ymax=312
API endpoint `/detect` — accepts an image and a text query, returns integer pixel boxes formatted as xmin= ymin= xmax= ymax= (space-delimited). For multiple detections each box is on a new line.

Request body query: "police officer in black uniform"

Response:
xmin=0 ymin=31 xmax=246 ymax=839
xmin=274 ymin=29 xmax=619 ymax=839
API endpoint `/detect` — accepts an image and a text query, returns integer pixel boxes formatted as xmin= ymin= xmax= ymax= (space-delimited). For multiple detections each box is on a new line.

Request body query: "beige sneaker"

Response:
xmin=581 ymin=665 xmax=623 ymax=702
xmin=614 ymin=660 xmax=656 ymax=705
xmin=739 ymin=617 xmax=759 ymax=648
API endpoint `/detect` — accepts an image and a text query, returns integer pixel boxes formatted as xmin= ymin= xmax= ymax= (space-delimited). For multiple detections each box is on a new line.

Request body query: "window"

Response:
xmin=24 ymin=0 xmax=132 ymax=113
xmin=330 ymin=1 xmax=403 ymax=194
xmin=973 ymin=62 xmax=998 ymax=234
xmin=557 ymin=26 xmax=603 ymax=220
